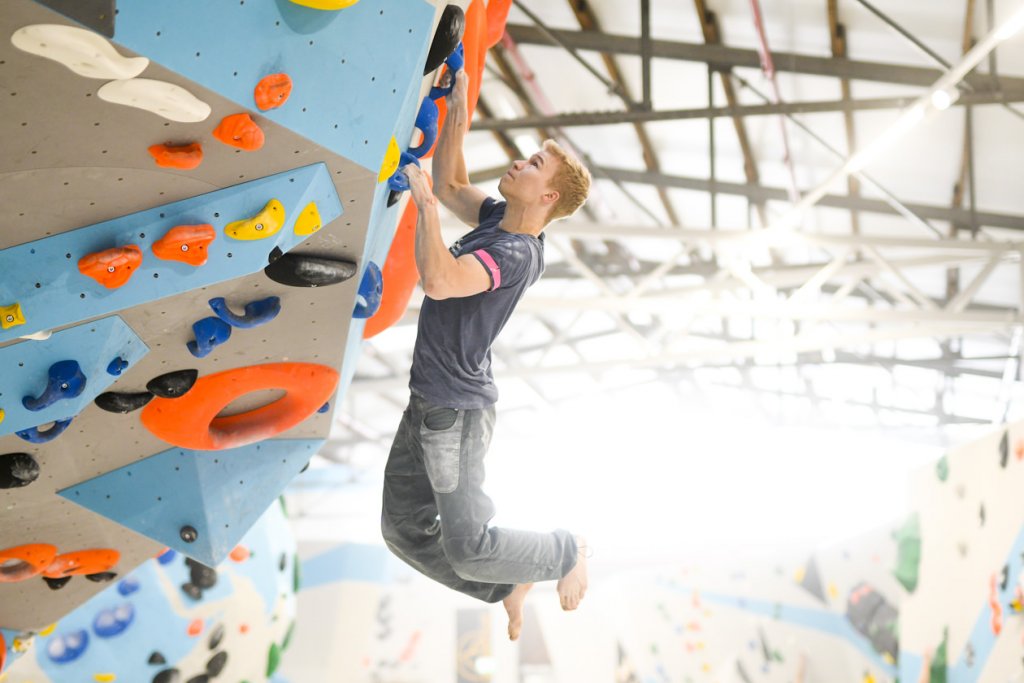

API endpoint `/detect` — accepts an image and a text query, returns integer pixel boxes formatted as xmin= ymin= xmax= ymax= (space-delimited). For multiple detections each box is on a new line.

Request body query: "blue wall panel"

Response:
xmin=113 ymin=0 xmax=435 ymax=174
xmin=59 ymin=439 xmax=323 ymax=567
xmin=0 ymin=163 xmax=342 ymax=344
xmin=0 ymin=316 xmax=148 ymax=437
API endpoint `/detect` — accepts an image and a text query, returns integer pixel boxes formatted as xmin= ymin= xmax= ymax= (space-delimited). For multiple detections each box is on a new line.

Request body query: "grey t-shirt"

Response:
xmin=409 ymin=198 xmax=545 ymax=408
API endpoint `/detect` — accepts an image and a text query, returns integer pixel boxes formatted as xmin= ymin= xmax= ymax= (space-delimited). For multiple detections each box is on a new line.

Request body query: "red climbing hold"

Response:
xmin=229 ymin=545 xmax=250 ymax=562
xmin=153 ymin=224 xmax=216 ymax=266
xmin=213 ymin=113 xmax=265 ymax=151
xmin=78 ymin=246 xmax=143 ymax=289
xmin=147 ymin=142 xmax=204 ymax=170
xmin=239 ymin=623 xmax=250 ymax=634
xmin=188 ymin=618 xmax=204 ymax=637
xmin=254 ymin=73 xmax=293 ymax=111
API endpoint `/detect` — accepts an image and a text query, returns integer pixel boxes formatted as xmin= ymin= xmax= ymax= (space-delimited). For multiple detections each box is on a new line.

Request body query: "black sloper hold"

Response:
xmin=181 ymin=583 xmax=202 ymax=600
xmin=208 ymin=622 xmax=225 ymax=650
xmin=206 ymin=650 xmax=228 ymax=677
xmin=424 ymin=5 xmax=465 ymax=75
xmin=85 ymin=571 xmax=117 ymax=582
xmin=269 ymin=246 xmax=284 ymax=264
xmin=153 ymin=669 xmax=181 ymax=683
xmin=0 ymin=452 xmax=40 ymax=488
xmin=387 ymin=189 xmax=403 ymax=207
xmin=264 ymin=253 xmax=358 ymax=288
xmin=94 ymin=391 xmax=154 ymax=414
xmin=43 ymin=576 xmax=71 ymax=590
xmin=187 ymin=558 xmax=218 ymax=589
xmin=147 ymin=369 xmax=199 ymax=399
xmin=148 ymin=651 xmax=167 ymax=665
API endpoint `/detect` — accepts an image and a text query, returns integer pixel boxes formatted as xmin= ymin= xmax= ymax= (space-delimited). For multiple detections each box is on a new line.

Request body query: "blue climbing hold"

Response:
xmin=429 ymin=42 xmax=465 ymax=100
xmin=208 ymin=296 xmax=281 ymax=329
xmin=117 ymin=576 xmax=141 ymax=596
xmin=106 ymin=357 xmax=129 ymax=376
xmin=186 ymin=317 xmax=233 ymax=358
xmin=387 ymin=152 xmax=420 ymax=193
xmin=46 ymin=629 xmax=89 ymax=664
xmin=157 ymin=549 xmax=177 ymax=565
xmin=93 ymin=603 xmax=135 ymax=638
xmin=353 ymin=261 xmax=383 ymax=319
xmin=22 ymin=360 xmax=87 ymax=412
xmin=408 ymin=97 xmax=439 ymax=158
xmin=16 ymin=418 xmax=73 ymax=444
xmin=317 ymin=402 xmax=330 ymax=414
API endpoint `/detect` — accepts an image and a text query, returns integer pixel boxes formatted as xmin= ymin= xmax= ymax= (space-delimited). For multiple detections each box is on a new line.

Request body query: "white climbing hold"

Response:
xmin=98 ymin=79 xmax=212 ymax=123
xmin=11 ymin=24 xmax=148 ymax=80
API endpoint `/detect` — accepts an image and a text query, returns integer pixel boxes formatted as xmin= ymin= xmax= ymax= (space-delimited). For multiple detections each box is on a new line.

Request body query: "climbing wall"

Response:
xmin=1 ymin=500 xmax=297 ymax=682
xmin=899 ymin=422 xmax=1024 ymax=683
xmin=0 ymin=0 xmax=442 ymax=639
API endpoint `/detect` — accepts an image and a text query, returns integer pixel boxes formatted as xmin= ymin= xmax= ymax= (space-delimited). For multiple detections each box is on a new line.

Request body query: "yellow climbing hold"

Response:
xmin=294 ymin=202 xmax=323 ymax=236
xmin=0 ymin=303 xmax=25 ymax=330
xmin=378 ymin=136 xmax=400 ymax=182
xmin=225 ymin=199 xmax=285 ymax=241
xmin=862 ymin=674 xmax=877 ymax=683
xmin=38 ymin=623 xmax=57 ymax=637
xmin=0 ymin=409 xmax=4 ymax=426
xmin=289 ymin=0 xmax=360 ymax=9
xmin=828 ymin=582 xmax=838 ymax=599
xmin=793 ymin=566 xmax=805 ymax=582
xmin=12 ymin=637 xmax=31 ymax=652
xmin=93 ymin=674 xmax=116 ymax=682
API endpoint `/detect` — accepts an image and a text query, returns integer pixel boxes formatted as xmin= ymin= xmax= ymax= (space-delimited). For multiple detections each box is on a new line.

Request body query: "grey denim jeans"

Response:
xmin=381 ymin=394 xmax=578 ymax=603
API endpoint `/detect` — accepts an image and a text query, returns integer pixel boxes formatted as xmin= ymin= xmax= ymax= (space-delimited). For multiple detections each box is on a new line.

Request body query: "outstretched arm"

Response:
xmin=405 ymin=164 xmax=491 ymax=300
xmin=432 ymin=70 xmax=489 ymax=227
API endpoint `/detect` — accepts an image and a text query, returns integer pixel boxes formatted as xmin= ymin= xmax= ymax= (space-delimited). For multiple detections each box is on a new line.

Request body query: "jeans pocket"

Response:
xmin=421 ymin=407 xmax=462 ymax=494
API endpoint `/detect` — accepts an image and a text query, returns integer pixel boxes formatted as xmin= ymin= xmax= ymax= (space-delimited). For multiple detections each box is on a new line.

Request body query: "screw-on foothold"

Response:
xmin=180 ymin=525 xmax=198 ymax=543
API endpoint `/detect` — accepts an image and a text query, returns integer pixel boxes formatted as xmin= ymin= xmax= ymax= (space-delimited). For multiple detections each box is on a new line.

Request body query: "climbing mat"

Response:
xmin=0 ymin=0 xmax=443 ymax=635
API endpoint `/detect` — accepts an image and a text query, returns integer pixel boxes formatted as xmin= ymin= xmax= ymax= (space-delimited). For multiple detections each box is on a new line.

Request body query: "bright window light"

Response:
xmin=996 ymin=5 xmax=1024 ymax=41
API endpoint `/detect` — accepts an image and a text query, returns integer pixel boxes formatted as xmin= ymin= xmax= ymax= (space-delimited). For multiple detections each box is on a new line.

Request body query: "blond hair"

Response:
xmin=542 ymin=139 xmax=591 ymax=223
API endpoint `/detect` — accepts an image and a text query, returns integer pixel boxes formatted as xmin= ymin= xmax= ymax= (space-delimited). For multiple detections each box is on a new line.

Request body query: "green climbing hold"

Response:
xmin=279 ymin=495 xmax=289 ymax=517
xmin=936 ymin=455 xmax=949 ymax=482
xmin=282 ymin=620 xmax=296 ymax=651
xmin=293 ymin=553 xmax=302 ymax=593
xmin=929 ymin=628 xmax=948 ymax=683
xmin=893 ymin=513 xmax=921 ymax=593
xmin=267 ymin=642 xmax=281 ymax=677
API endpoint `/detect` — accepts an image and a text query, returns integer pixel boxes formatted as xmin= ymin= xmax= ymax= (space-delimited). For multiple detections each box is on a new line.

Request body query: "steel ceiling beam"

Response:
xmin=468 ymin=89 xmax=1024 ymax=130
xmin=504 ymin=23 xmax=1024 ymax=91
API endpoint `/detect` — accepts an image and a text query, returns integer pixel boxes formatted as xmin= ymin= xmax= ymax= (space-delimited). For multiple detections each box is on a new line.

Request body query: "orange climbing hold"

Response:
xmin=229 ymin=545 xmax=251 ymax=562
xmin=140 ymin=362 xmax=340 ymax=450
xmin=0 ymin=543 xmax=57 ymax=582
xmin=239 ymin=624 xmax=250 ymax=634
xmin=147 ymin=142 xmax=204 ymax=170
xmin=187 ymin=618 xmax=204 ymax=637
xmin=213 ymin=113 xmax=265 ymax=151
xmin=43 ymin=549 xmax=120 ymax=578
xmin=254 ymin=73 xmax=293 ymax=111
xmin=152 ymin=224 xmax=216 ymax=266
xmin=78 ymin=245 xmax=143 ymax=289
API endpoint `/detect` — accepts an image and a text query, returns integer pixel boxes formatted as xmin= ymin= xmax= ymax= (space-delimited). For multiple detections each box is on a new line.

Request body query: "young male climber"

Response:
xmin=380 ymin=69 xmax=592 ymax=641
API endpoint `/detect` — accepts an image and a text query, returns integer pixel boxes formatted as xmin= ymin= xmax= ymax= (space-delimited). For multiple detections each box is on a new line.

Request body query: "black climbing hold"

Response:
xmin=1001 ymin=564 xmax=1010 ymax=591
xmin=0 ymin=452 xmax=40 ymax=489
xmin=387 ymin=189 xmax=403 ymax=207
xmin=299 ymin=461 xmax=310 ymax=474
xmin=206 ymin=650 xmax=228 ymax=677
xmin=264 ymin=253 xmax=358 ymax=288
xmin=153 ymin=668 xmax=181 ymax=683
xmin=43 ymin=576 xmax=71 ymax=590
xmin=1000 ymin=430 xmax=1009 ymax=468
xmin=180 ymin=525 xmax=198 ymax=543
xmin=208 ymin=623 xmax=225 ymax=650
xmin=181 ymin=582 xmax=202 ymax=601
xmin=424 ymin=5 xmax=465 ymax=75
xmin=148 ymin=651 xmax=167 ymax=665
xmin=279 ymin=553 xmax=287 ymax=572
xmin=148 ymin=370 xmax=199 ymax=399
xmin=85 ymin=571 xmax=117 ymax=582
xmin=268 ymin=246 xmax=284 ymax=264
xmin=187 ymin=558 xmax=218 ymax=589
xmin=185 ymin=675 xmax=209 ymax=683
xmin=94 ymin=391 xmax=155 ymax=414
xmin=980 ymin=503 xmax=986 ymax=527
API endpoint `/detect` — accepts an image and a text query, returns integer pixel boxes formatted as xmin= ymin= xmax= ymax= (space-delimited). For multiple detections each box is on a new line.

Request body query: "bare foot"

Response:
xmin=503 ymin=583 xmax=534 ymax=641
xmin=556 ymin=536 xmax=589 ymax=611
